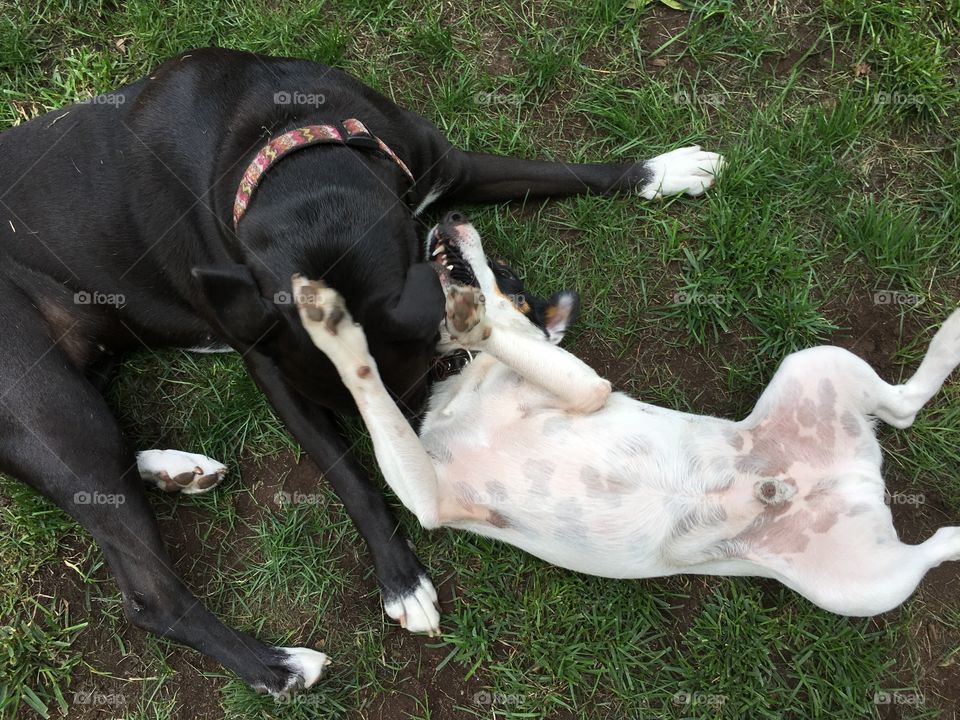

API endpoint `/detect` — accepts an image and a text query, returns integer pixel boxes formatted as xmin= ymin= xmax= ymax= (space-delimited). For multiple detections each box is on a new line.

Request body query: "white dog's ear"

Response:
xmin=544 ymin=291 xmax=579 ymax=344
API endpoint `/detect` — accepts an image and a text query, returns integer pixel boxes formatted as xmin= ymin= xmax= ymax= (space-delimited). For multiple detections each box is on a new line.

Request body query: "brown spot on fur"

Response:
xmin=357 ymin=365 xmax=371 ymax=378
xmin=325 ymin=307 xmax=344 ymax=334
xmin=734 ymin=506 xmax=811 ymax=554
xmin=305 ymin=306 xmax=325 ymax=322
xmin=545 ymin=305 xmax=558 ymax=325
xmin=35 ymin=297 xmax=105 ymax=369
xmin=727 ymin=431 xmax=744 ymax=451
xmin=841 ymin=410 xmax=861 ymax=437
xmin=735 ymin=378 xmax=839 ymax=477
xmin=811 ymin=508 xmax=839 ymax=533
xmin=488 ymin=509 xmax=511 ymax=528
xmin=482 ymin=326 xmax=492 ymax=340
xmin=797 ymin=398 xmax=817 ymax=426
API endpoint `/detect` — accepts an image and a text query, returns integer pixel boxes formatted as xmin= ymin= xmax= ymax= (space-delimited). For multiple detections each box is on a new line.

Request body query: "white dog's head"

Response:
xmin=424 ymin=211 xmax=579 ymax=344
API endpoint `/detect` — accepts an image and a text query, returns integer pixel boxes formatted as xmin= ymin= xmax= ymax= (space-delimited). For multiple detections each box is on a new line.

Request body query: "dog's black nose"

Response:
xmin=443 ymin=211 xmax=467 ymax=225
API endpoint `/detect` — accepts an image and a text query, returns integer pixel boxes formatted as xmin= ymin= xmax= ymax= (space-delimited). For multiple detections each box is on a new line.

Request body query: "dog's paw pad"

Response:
xmin=292 ymin=274 xmax=372 ymax=364
xmin=384 ymin=575 xmax=441 ymax=636
xmin=445 ymin=285 xmax=486 ymax=337
xmin=137 ymin=450 xmax=227 ymax=495
xmin=291 ymin=275 xmax=350 ymax=334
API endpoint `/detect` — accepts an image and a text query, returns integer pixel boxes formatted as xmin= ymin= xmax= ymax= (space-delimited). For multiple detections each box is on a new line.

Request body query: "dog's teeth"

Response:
xmin=433 ymin=245 xmax=445 ymax=256
xmin=447 ymin=264 xmax=454 ymax=271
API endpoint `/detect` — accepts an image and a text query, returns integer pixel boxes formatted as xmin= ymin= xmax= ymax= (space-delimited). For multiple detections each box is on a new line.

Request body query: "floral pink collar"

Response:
xmin=233 ymin=118 xmax=415 ymax=228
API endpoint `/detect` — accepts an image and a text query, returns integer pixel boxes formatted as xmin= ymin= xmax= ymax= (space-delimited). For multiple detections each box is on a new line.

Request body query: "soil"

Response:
xmin=22 ymin=284 xmax=957 ymax=719
xmin=10 ymin=6 xmax=959 ymax=718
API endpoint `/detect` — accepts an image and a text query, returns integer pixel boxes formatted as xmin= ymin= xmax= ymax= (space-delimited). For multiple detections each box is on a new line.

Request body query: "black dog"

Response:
xmin=0 ymin=47 xmax=722 ymax=694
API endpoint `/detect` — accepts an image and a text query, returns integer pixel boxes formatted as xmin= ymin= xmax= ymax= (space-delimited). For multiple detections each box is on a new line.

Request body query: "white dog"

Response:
xmin=291 ymin=218 xmax=960 ymax=636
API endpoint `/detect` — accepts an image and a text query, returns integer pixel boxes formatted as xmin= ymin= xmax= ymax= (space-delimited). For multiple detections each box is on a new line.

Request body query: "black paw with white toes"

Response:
xmin=639 ymin=145 xmax=725 ymax=199
xmin=383 ymin=573 xmax=441 ymax=636
xmin=256 ymin=646 xmax=331 ymax=700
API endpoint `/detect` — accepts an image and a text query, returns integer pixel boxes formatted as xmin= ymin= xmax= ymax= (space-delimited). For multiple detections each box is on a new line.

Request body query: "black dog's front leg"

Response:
xmin=439 ymin=146 xmax=723 ymax=204
xmin=245 ymin=353 xmax=440 ymax=634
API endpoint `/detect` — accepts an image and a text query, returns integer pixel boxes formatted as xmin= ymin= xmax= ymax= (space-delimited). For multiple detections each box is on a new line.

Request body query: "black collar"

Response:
xmin=429 ymin=349 xmax=474 ymax=382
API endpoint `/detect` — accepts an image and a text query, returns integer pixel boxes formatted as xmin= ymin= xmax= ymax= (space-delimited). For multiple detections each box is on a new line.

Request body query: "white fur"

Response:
xmin=413 ymin=182 xmax=448 ymax=216
xmin=136 ymin=449 xmax=227 ymax=495
xmin=280 ymin=646 xmax=330 ymax=691
xmin=382 ymin=575 xmax=441 ymax=635
xmin=293 ymin=225 xmax=960 ymax=619
xmin=183 ymin=344 xmax=234 ymax=354
xmin=639 ymin=145 xmax=724 ymax=200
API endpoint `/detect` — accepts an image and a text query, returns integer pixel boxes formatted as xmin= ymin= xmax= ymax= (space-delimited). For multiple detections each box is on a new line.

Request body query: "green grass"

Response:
xmin=0 ymin=0 xmax=958 ymax=718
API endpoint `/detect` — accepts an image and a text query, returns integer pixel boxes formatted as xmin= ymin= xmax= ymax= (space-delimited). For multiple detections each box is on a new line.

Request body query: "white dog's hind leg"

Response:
xmin=871 ymin=308 xmax=960 ymax=427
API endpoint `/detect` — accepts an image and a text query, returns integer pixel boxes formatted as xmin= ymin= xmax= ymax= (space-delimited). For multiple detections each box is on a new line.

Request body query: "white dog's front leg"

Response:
xmin=446 ymin=285 xmax=611 ymax=414
xmin=291 ymin=275 xmax=444 ymax=531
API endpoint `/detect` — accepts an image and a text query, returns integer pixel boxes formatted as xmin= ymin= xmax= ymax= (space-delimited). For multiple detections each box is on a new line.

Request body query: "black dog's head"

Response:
xmin=189 ymin=211 xmax=578 ymax=415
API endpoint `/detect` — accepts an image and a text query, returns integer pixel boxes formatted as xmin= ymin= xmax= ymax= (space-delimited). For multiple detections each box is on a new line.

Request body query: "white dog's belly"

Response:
xmin=426 ymin=392 xmax=737 ymax=577
xmin=424 ymin=380 xmax=887 ymax=579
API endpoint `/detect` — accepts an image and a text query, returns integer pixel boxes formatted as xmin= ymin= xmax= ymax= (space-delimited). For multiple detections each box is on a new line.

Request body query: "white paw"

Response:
xmin=277 ymin=646 xmax=331 ymax=695
xmin=444 ymin=284 xmax=489 ymax=346
xmin=136 ymin=449 xmax=227 ymax=495
xmin=292 ymin=274 xmax=371 ymax=370
xmin=639 ymin=145 xmax=725 ymax=200
xmin=383 ymin=575 xmax=441 ymax=636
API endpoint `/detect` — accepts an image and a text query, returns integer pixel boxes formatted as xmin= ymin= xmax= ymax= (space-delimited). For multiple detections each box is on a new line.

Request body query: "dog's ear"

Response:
xmin=190 ymin=265 xmax=281 ymax=348
xmin=543 ymin=290 xmax=579 ymax=345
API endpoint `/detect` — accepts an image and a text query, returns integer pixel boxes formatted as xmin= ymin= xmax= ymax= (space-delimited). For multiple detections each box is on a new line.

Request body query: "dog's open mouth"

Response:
xmin=427 ymin=227 xmax=478 ymax=287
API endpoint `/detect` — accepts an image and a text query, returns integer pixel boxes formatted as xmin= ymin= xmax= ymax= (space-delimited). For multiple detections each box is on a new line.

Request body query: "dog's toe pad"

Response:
xmin=137 ymin=449 xmax=227 ymax=495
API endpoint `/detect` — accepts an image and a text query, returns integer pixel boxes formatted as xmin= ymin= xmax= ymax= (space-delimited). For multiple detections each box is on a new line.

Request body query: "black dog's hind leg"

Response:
xmin=244 ymin=352 xmax=441 ymax=634
xmin=0 ymin=310 xmax=328 ymax=696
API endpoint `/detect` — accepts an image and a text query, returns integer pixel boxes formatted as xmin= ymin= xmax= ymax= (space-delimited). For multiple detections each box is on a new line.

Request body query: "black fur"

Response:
xmin=0 ymin=47 xmax=657 ymax=692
